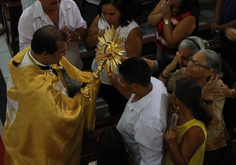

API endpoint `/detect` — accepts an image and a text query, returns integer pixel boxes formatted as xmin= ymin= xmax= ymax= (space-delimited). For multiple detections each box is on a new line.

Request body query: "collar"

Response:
xmin=33 ymin=0 xmax=71 ymax=19
xmin=127 ymin=83 xmax=154 ymax=113
xmin=28 ymin=49 xmax=49 ymax=67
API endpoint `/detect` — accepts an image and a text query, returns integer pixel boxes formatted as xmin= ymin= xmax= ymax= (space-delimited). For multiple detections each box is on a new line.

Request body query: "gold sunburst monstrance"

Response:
xmin=93 ymin=26 xmax=125 ymax=78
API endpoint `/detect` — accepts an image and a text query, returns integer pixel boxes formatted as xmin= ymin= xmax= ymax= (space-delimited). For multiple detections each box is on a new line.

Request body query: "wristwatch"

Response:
xmin=215 ymin=26 xmax=220 ymax=35
xmin=164 ymin=19 xmax=169 ymax=25
xmin=203 ymin=99 xmax=213 ymax=105
xmin=76 ymin=32 xmax=81 ymax=41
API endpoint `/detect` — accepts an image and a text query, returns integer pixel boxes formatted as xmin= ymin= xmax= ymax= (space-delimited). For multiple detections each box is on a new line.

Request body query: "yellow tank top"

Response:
xmin=165 ymin=119 xmax=207 ymax=165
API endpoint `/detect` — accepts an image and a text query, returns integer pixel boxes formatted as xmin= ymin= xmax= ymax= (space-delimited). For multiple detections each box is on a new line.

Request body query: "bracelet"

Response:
xmin=161 ymin=72 xmax=169 ymax=79
xmin=75 ymin=32 xmax=81 ymax=41
xmin=231 ymin=89 xmax=235 ymax=99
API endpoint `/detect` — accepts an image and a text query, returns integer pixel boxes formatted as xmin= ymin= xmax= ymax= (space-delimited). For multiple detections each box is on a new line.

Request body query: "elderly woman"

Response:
xmin=159 ymin=49 xmax=230 ymax=165
xmin=148 ymin=0 xmax=199 ymax=72
xmin=84 ymin=0 xmax=142 ymax=116
xmin=121 ymin=36 xmax=209 ymax=74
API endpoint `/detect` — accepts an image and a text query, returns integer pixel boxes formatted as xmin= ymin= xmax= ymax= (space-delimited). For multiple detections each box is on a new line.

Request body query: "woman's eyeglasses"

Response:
xmin=189 ymin=59 xmax=209 ymax=69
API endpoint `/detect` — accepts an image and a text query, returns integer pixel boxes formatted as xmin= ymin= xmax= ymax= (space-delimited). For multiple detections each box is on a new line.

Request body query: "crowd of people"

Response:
xmin=1 ymin=0 xmax=236 ymax=165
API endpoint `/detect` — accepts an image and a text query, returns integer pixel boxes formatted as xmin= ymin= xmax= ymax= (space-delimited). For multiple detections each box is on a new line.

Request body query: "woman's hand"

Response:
xmin=213 ymin=84 xmax=235 ymax=100
xmin=161 ymin=1 xmax=171 ymax=20
xmin=164 ymin=126 xmax=178 ymax=146
xmin=225 ymin=27 xmax=236 ymax=41
xmin=98 ymin=29 xmax=106 ymax=38
xmin=165 ymin=52 xmax=182 ymax=71
xmin=202 ymin=73 xmax=221 ymax=97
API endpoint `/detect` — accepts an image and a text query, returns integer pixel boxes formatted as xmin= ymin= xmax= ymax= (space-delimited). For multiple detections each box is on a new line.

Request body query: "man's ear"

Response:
xmin=131 ymin=83 xmax=138 ymax=92
xmin=204 ymin=68 xmax=213 ymax=78
xmin=41 ymin=51 xmax=49 ymax=57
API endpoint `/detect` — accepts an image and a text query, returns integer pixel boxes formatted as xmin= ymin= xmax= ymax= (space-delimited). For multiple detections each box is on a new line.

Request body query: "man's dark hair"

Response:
xmin=119 ymin=57 xmax=151 ymax=87
xmin=31 ymin=25 xmax=67 ymax=55
xmin=98 ymin=0 xmax=133 ymax=27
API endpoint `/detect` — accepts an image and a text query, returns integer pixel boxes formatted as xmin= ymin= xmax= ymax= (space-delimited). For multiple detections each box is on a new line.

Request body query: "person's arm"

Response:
xmin=147 ymin=0 xmax=165 ymax=27
xmin=67 ymin=1 xmax=87 ymax=42
xmin=211 ymin=0 xmax=224 ymax=34
xmin=83 ymin=15 xmax=101 ymax=47
xmin=165 ymin=126 xmax=205 ymax=165
xmin=219 ymin=20 xmax=236 ymax=33
xmin=18 ymin=16 xmax=35 ymax=51
xmin=213 ymin=58 xmax=236 ymax=100
xmin=225 ymin=27 xmax=236 ymax=41
xmin=125 ymin=27 xmax=142 ymax=57
xmin=202 ymin=74 xmax=221 ymax=129
xmin=211 ymin=0 xmax=236 ymax=34
xmin=158 ymin=52 xmax=182 ymax=84
xmin=63 ymin=26 xmax=87 ymax=43
xmin=214 ymin=0 xmax=224 ymax=24
xmin=162 ymin=7 xmax=196 ymax=48
xmin=107 ymin=71 xmax=131 ymax=100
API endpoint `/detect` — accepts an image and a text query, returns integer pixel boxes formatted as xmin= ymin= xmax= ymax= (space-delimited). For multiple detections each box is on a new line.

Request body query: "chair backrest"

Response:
xmin=0 ymin=0 xmax=22 ymax=57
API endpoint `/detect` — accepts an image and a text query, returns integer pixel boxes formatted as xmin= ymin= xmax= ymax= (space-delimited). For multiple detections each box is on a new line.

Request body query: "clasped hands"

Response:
xmin=62 ymin=26 xmax=80 ymax=43
xmin=161 ymin=0 xmax=171 ymax=20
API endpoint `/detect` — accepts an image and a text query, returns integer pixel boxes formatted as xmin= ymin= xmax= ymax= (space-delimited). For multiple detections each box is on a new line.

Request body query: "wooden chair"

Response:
xmin=0 ymin=0 xmax=22 ymax=57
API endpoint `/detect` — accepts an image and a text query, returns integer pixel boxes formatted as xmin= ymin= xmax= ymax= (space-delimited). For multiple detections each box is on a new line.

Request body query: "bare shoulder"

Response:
xmin=127 ymin=27 xmax=142 ymax=39
xmin=184 ymin=126 xmax=205 ymax=141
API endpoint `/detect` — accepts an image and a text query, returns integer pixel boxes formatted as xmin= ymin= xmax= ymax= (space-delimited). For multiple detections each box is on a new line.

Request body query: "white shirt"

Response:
xmin=91 ymin=17 xmax=139 ymax=84
xmin=85 ymin=0 xmax=101 ymax=6
xmin=117 ymin=77 xmax=168 ymax=165
xmin=18 ymin=0 xmax=87 ymax=70
xmin=21 ymin=0 xmax=36 ymax=11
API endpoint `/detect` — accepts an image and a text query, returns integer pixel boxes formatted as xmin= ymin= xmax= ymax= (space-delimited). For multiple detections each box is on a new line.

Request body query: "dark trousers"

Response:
xmin=99 ymin=83 xmax=127 ymax=116
xmin=0 ymin=70 xmax=6 ymax=125
xmin=203 ymin=131 xmax=234 ymax=165
xmin=221 ymin=47 xmax=236 ymax=74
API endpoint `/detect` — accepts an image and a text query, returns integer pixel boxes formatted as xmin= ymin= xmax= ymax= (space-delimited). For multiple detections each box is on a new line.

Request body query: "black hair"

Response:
xmin=98 ymin=0 xmax=133 ymax=27
xmin=174 ymin=77 xmax=212 ymax=127
xmin=177 ymin=0 xmax=199 ymax=15
xmin=96 ymin=127 xmax=129 ymax=165
xmin=119 ymin=57 xmax=151 ymax=87
xmin=31 ymin=25 xmax=67 ymax=55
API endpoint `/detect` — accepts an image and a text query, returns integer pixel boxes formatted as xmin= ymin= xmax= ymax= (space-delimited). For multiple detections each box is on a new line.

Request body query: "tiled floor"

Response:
xmin=0 ymin=33 xmax=11 ymax=84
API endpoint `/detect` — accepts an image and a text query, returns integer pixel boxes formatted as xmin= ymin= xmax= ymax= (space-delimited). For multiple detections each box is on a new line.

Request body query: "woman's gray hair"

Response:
xmin=179 ymin=36 xmax=209 ymax=55
xmin=199 ymin=49 xmax=223 ymax=79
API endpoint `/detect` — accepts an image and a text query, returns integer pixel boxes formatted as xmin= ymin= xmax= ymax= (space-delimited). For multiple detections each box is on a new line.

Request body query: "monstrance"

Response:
xmin=93 ymin=26 xmax=125 ymax=78
xmin=81 ymin=26 xmax=125 ymax=100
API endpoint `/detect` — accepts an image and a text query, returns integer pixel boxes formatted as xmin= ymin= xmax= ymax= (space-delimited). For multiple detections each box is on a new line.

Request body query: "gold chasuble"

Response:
xmin=3 ymin=47 xmax=101 ymax=165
